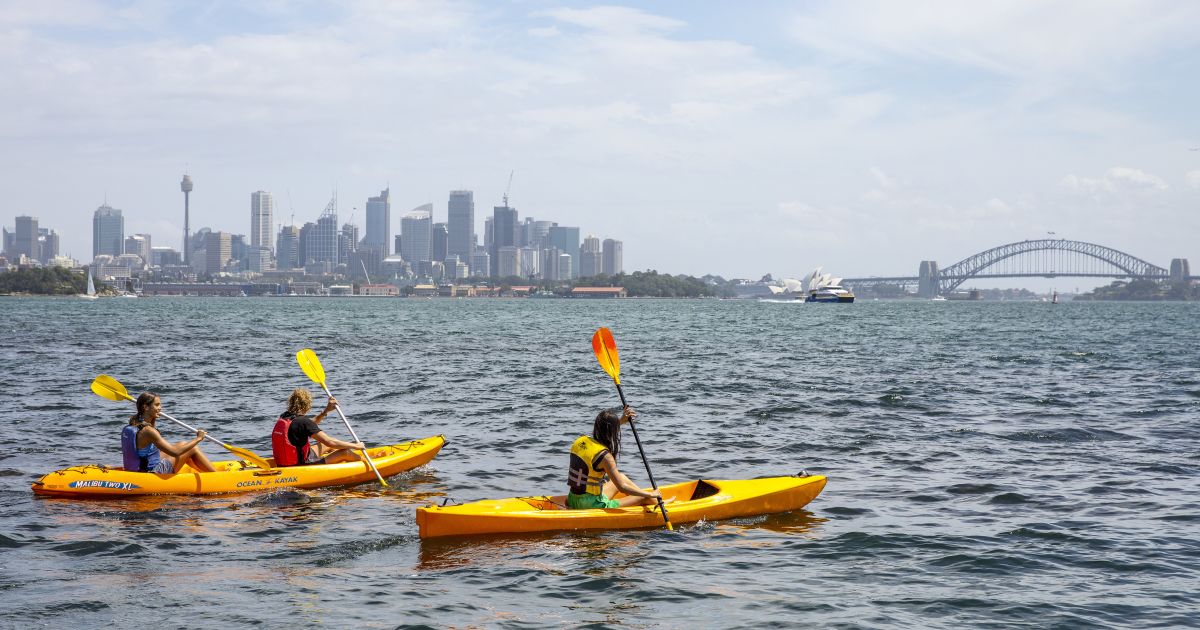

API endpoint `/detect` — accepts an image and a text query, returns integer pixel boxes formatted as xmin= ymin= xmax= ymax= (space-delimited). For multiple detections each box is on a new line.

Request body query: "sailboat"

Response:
xmin=78 ymin=273 xmax=98 ymax=300
xmin=1051 ymin=289 xmax=1059 ymax=305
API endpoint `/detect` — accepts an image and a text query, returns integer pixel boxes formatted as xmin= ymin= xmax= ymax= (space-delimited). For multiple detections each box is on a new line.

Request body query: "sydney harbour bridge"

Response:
xmin=841 ymin=239 xmax=1194 ymax=298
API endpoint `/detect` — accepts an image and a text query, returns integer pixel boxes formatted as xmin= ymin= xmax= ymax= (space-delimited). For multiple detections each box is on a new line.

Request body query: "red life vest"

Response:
xmin=271 ymin=414 xmax=309 ymax=466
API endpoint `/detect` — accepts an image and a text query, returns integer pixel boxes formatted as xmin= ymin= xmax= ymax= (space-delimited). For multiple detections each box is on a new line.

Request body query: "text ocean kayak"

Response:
xmin=416 ymin=474 xmax=826 ymax=538
xmin=31 ymin=436 xmax=444 ymax=498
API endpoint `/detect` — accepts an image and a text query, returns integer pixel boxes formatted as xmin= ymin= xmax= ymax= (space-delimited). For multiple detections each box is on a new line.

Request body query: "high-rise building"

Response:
xmin=497 ymin=245 xmax=520 ymax=277
xmin=431 ymin=222 xmax=448 ymax=263
xmin=306 ymin=198 xmax=339 ymax=270
xmin=491 ymin=205 xmax=518 ymax=276
xmin=181 ymin=174 xmax=193 ymax=266
xmin=483 ymin=216 xmax=494 ymax=252
xmin=524 ymin=219 xmax=554 ymax=250
xmin=277 ymin=225 xmax=300 ymax=270
xmin=365 ymin=188 xmax=391 ymax=254
xmin=205 ymin=231 xmax=232 ymax=275
xmin=447 ymin=190 xmax=474 ymax=259
xmin=519 ymin=246 xmax=539 ymax=278
xmin=340 ymin=223 xmax=358 ymax=264
xmin=250 ymin=191 xmax=274 ymax=254
xmin=125 ymin=234 xmax=152 ymax=266
xmin=93 ymin=204 xmax=124 ymax=259
xmin=580 ymin=235 xmax=602 ymax=277
xmin=602 ymin=238 xmax=623 ymax=276
xmin=13 ymin=216 xmax=39 ymax=262
xmin=470 ymin=249 xmax=490 ymax=278
xmin=547 ymin=225 xmax=579 ymax=279
xmin=38 ymin=228 xmax=59 ymax=263
xmin=297 ymin=223 xmax=314 ymax=267
xmin=400 ymin=205 xmax=433 ymax=264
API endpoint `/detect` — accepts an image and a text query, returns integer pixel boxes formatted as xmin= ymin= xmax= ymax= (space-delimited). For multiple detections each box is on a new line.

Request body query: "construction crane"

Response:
xmin=502 ymin=170 xmax=514 ymax=208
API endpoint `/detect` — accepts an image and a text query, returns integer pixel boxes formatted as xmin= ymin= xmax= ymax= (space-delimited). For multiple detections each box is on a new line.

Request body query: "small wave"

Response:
xmin=988 ymin=492 xmax=1029 ymax=505
xmin=945 ymin=483 xmax=1001 ymax=495
xmin=51 ymin=540 xmax=146 ymax=557
xmin=998 ymin=427 xmax=1136 ymax=443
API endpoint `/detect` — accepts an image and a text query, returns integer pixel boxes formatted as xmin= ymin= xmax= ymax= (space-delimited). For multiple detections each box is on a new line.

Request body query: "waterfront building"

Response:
xmin=401 ymin=205 xmax=433 ymax=264
xmin=365 ymin=188 xmax=391 ymax=254
xmin=497 ymin=246 xmax=520 ymax=277
xmin=125 ymin=234 xmax=152 ymax=267
xmin=491 ymin=205 xmax=518 ymax=276
xmin=92 ymin=204 xmax=124 ymax=259
xmin=432 ymin=222 xmax=448 ymax=263
xmin=580 ymin=235 xmax=602 ymax=278
xmin=547 ymin=226 xmax=579 ymax=279
xmin=250 ymin=191 xmax=274 ymax=255
xmin=277 ymin=225 xmax=300 ymax=270
xmin=448 ymin=190 xmax=474 ymax=260
xmin=205 ymin=231 xmax=232 ymax=274
xmin=602 ymin=238 xmax=623 ymax=276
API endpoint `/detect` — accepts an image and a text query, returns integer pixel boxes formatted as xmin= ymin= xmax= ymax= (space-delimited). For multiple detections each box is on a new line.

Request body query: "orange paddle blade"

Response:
xmin=591 ymin=327 xmax=621 ymax=385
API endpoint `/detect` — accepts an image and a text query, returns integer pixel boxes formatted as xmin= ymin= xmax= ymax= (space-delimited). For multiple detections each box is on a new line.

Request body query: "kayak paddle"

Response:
xmin=295 ymin=348 xmax=388 ymax=487
xmin=91 ymin=374 xmax=273 ymax=469
xmin=591 ymin=327 xmax=672 ymax=530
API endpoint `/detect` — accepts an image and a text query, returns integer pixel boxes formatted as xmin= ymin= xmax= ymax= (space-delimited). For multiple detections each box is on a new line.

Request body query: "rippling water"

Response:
xmin=1 ymin=297 xmax=1197 ymax=628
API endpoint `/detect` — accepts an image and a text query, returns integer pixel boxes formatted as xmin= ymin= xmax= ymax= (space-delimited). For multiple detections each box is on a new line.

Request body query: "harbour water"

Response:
xmin=0 ymin=297 xmax=1197 ymax=628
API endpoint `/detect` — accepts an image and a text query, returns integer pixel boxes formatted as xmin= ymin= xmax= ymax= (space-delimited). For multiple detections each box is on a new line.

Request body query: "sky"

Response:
xmin=2 ymin=0 xmax=1199 ymax=283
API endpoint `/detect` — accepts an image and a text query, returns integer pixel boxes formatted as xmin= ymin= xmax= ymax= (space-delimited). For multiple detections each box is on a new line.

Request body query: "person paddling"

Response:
xmin=567 ymin=407 xmax=663 ymax=509
xmin=271 ymin=388 xmax=364 ymax=466
xmin=121 ymin=392 xmax=217 ymax=473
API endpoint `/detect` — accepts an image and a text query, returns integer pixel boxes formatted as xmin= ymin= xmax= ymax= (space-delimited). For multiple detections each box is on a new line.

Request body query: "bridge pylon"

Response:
xmin=918 ymin=260 xmax=939 ymax=298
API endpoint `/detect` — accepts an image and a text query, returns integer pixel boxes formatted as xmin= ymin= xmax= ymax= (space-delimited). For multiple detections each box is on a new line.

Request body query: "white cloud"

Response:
xmin=1187 ymin=170 xmax=1200 ymax=189
xmin=1060 ymin=167 xmax=1168 ymax=197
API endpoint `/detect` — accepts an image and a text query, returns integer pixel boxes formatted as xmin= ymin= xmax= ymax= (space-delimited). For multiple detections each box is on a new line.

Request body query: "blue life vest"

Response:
xmin=121 ymin=423 xmax=162 ymax=473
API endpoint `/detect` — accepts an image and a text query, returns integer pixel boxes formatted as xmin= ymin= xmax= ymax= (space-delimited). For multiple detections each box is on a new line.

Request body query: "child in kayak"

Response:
xmin=271 ymin=388 xmax=364 ymax=466
xmin=122 ymin=392 xmax=217 ymax=473
xmin=567 ymin=406 xmax=663 ymax=509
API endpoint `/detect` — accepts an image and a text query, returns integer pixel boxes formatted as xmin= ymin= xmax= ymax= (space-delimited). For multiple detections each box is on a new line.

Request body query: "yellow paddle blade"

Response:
xmin=591 ymin=327 xmax=621 ymax=386
xmin=91 ymin=374 xmax=135 ymax=402
xmin=296 ymin=348 xmax=326 ymax=386
xmin=225 ymin=444 xmax=273 ymax=470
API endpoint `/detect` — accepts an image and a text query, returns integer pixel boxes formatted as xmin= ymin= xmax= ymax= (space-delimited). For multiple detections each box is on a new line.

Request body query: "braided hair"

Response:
xmin=129 ymin=392 xmax=158 ymax=424
xmin=592 ymin=409 xmax=622 ymax=460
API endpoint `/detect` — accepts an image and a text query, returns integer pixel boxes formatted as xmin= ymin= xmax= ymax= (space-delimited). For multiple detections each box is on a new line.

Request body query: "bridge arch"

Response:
xmin=937 ymin=239 xmax=1168 ymax=294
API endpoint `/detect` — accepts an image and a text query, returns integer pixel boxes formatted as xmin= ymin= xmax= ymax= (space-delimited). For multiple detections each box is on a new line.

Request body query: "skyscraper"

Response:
xmin=181 ymin=174 xmax=193 ymax=266
xmin=93 ymin=204 xmax=124 ymax=259
xmin=125 ymin=234 xmax=152 ymax=266
xmin=276 ymin=225 xmax=300 ymax=270
xmin=365 ymin=188 xmax=391 ymax=254
xmin=547 ymin=225 xmax=579 ymax=279
xmin=491 ymin=205 xmax=518 ymax=276
xmin=447 ymin=190 xmax=474 ymax=259
xmin=602 ymin=238 xmax=623 ymax=276
xmin=13 ymin=216 xmax=39 ymax=262
xmin=205 ymin=231 xmax=232 ymax=275
xmin=400 ymin=205 xmax=433 ymax=264
xmin=306 ymin=197 xmax=339 ymax=270
xmin=431 ymin=222 xmax=448 ymax=263
xmin=250 ymin=191 xmax=274 ymax=254
xmin=580 ymin=235 xmax=602 ymax=277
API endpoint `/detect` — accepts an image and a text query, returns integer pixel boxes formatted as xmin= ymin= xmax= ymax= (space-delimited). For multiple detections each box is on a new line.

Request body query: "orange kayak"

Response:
xmin=31 ymin=436 xmax=444 ymax=497
xmin=416 ymin=474 xmax=826 ymax=538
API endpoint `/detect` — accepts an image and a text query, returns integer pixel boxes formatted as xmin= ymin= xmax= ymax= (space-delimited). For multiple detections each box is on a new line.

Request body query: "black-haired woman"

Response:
xmin=567 ymin=407 xmax=662 ymax=509
xmin=120 ymin=392 xmax=217 ymax=474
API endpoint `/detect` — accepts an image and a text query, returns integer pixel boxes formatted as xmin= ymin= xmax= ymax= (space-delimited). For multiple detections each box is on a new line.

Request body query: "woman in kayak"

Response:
xmin=567 ymin=406 xmax=663 ymax=509
xmin=270 ymin=388 xmax=364 ymax=466
xmin=122 ymin=392 xmax=217 ymax=473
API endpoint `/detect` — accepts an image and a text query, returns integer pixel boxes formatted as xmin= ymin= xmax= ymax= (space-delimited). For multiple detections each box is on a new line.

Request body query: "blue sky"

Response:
xmin=2 ymin=0 xmax=1198 ymax=282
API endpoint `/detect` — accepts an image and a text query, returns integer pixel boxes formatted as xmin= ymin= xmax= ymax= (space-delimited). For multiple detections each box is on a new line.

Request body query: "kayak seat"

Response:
xmin=689 ymin=480 xmax=719 ymax=501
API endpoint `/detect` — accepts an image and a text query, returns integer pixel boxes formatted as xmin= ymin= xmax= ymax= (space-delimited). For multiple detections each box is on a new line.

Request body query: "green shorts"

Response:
xmin=567 ymin=492 xmax=620 ymax=509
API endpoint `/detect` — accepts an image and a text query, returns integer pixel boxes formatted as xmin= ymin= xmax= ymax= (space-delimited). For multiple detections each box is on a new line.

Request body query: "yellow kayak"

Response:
xmin=416 ymin=474 xmax=826 ymax=538
xmin=31 ymin=436 xmax=445 ymax=498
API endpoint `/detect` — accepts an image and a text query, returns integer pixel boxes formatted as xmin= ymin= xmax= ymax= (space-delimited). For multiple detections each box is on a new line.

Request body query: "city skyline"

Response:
xmin=1 ymin=2 xmax=1197 ymax=281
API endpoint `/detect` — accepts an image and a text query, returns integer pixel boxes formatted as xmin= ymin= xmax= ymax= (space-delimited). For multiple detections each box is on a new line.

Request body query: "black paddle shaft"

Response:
xmin=615 ymin=383 xmax=672 ymax=526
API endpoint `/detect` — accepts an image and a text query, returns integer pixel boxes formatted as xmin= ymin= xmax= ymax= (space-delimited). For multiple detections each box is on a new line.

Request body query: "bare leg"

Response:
xmin=171 ymin=441 xmax=216 ymax=473
xmin=321 ymin=448 xmax=363 ymax=465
